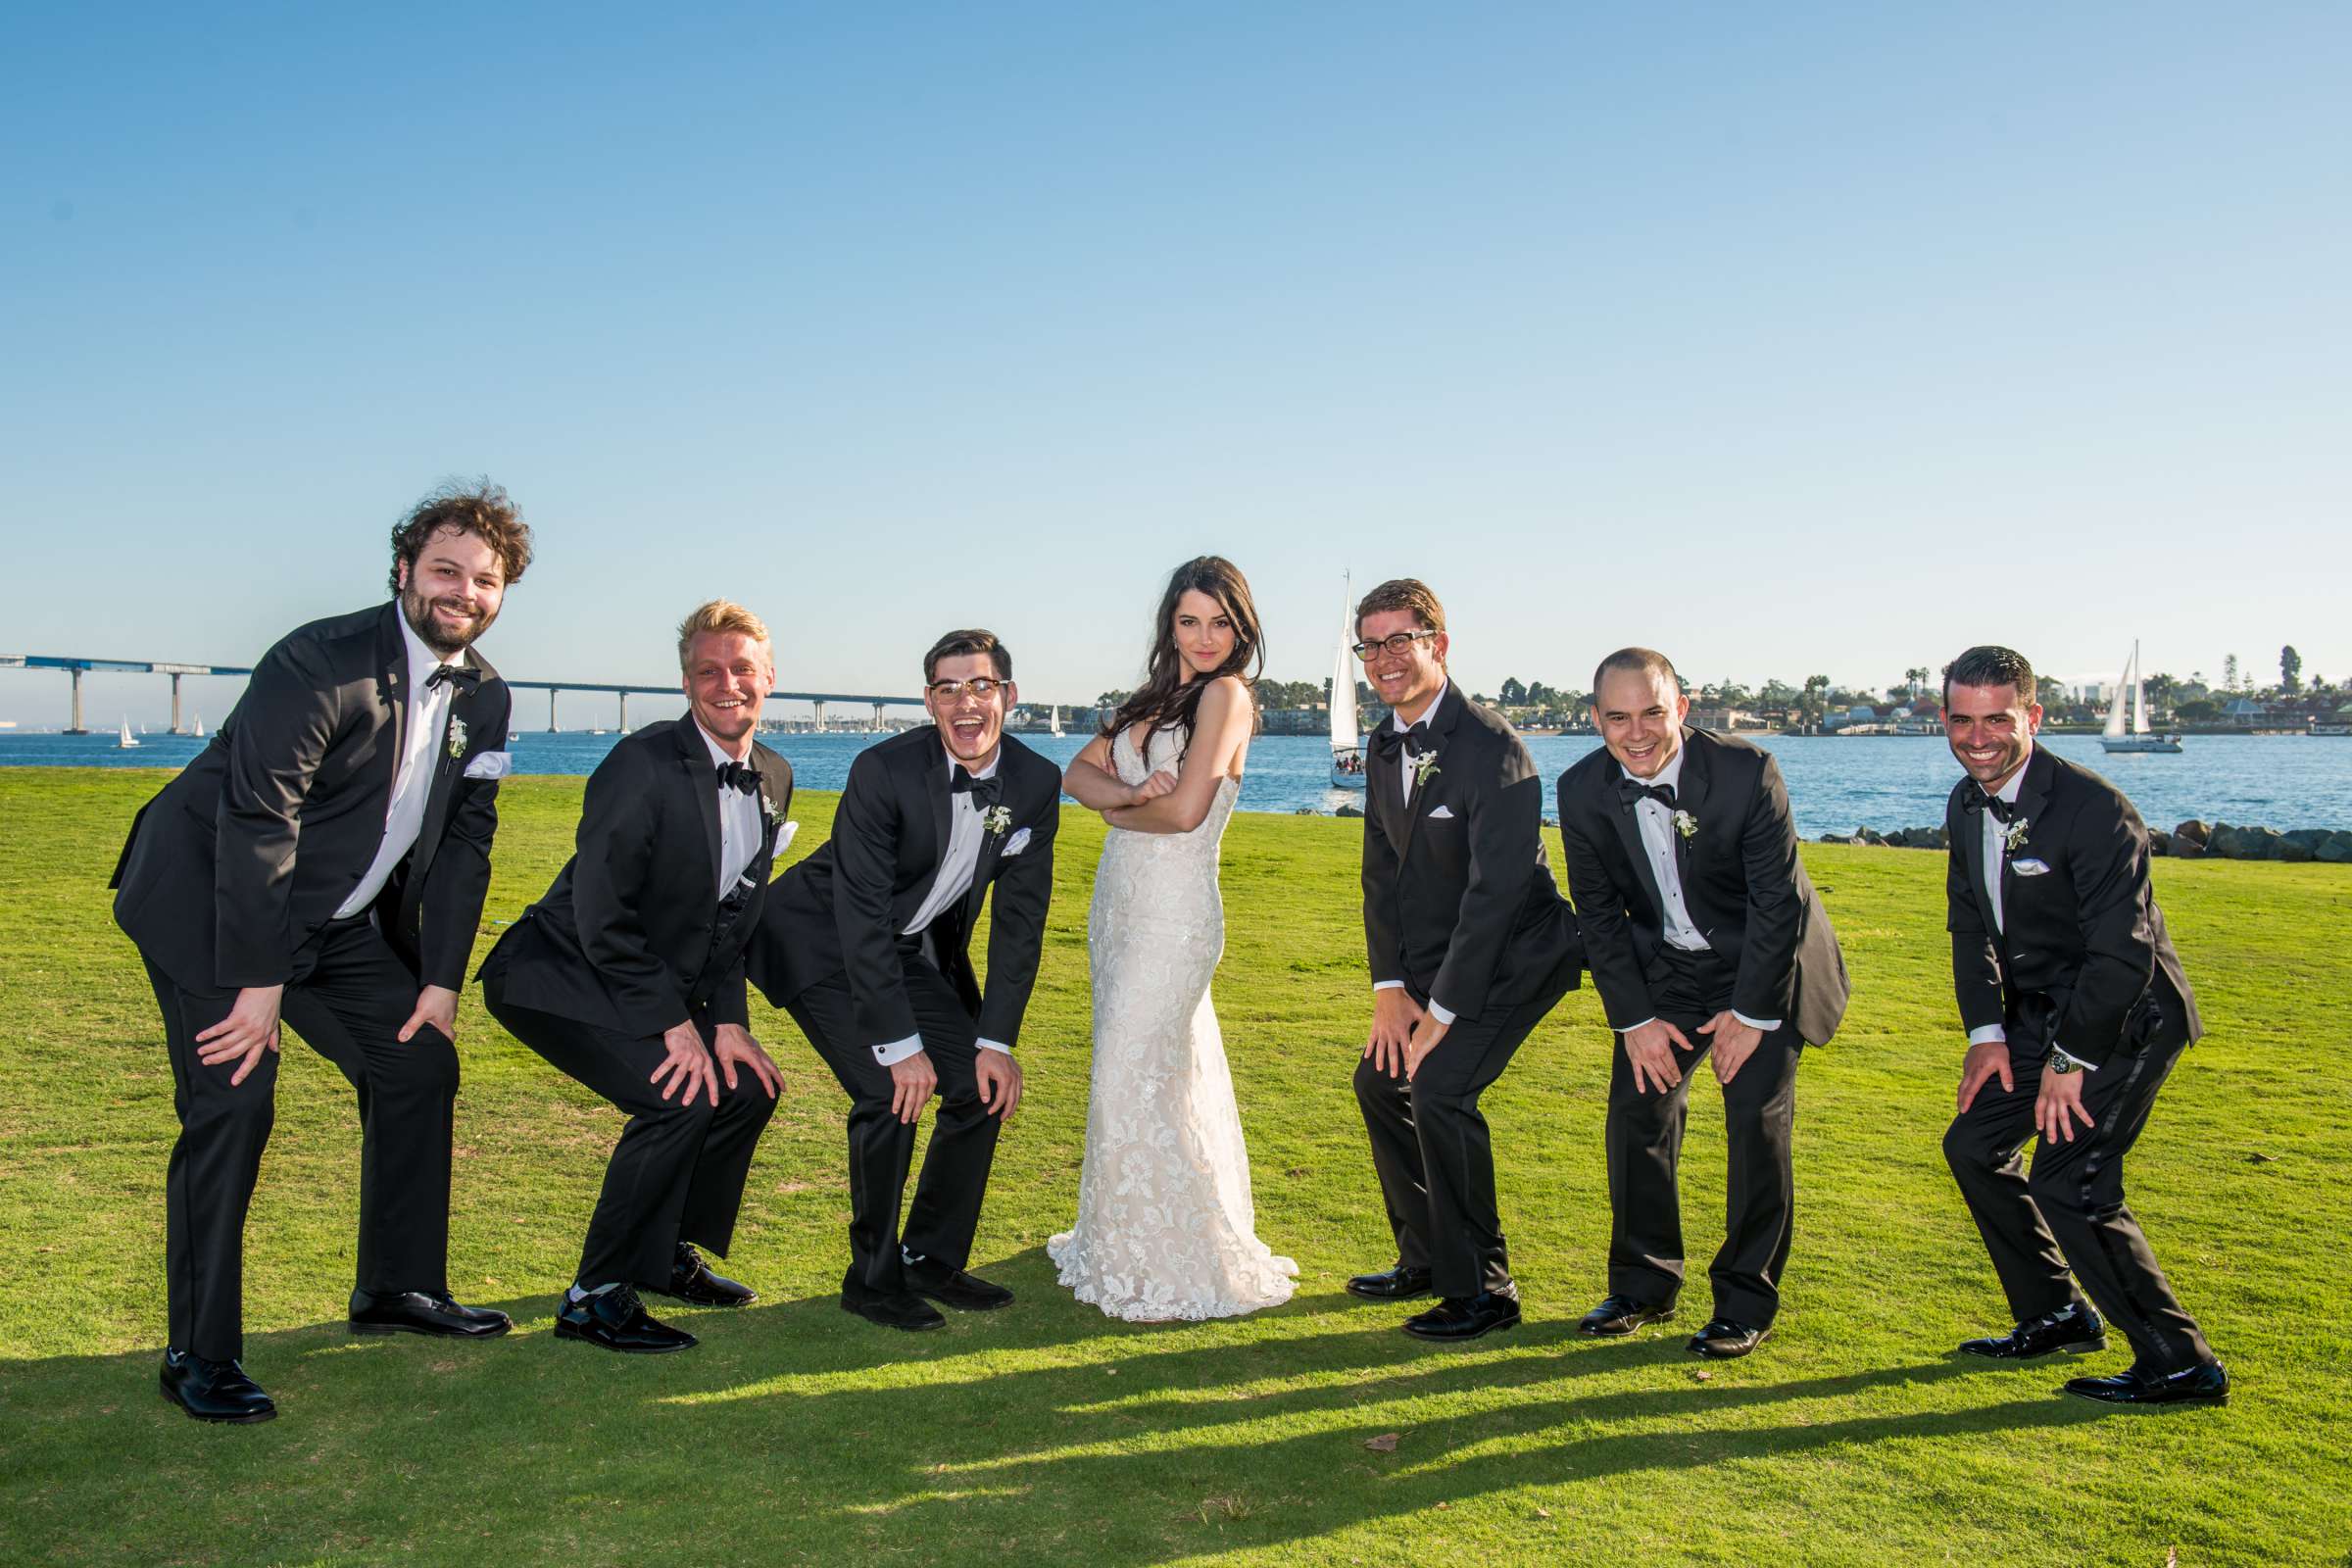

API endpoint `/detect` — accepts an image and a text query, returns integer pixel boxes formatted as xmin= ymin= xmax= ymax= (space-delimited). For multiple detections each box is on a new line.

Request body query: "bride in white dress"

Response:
xmin=1051 ymin=557 xmax=1298 ymax=1321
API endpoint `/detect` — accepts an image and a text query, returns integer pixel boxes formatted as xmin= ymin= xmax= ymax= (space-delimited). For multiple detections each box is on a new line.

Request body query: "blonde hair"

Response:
xmin=676 ymin=600 xmax=774 ymax=673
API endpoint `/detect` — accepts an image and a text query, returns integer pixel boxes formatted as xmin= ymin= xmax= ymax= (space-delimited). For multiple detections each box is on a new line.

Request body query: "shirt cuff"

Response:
xmin=1967 ymin=1024 xmax=2007 ymax=1047
xmin=977 ymin=1038 xmax=1012 ymax=1056
xmin=1425 ymin=999 xmax=1456 ymax=1027
xmin=1372 ymin=980 xmax=1404 ymax=993
xmin=2053 ymin=1047 xmax=2098 ymax=1072
xmin=1731 ymin=1010 xmax=1781 ymax=1032
xmin=1622 ymin=1016 xmax=1658 ymax=1034
xmin=871 ymin=1033 xmax=924 ymax=1066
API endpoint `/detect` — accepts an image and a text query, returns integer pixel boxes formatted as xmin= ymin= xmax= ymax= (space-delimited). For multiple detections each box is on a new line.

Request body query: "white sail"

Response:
xmin=2101 ymin=650 xmax=2130 ymax=740
xmin=117 ymin=716 xmax=139 ymax=749
xmin=2132 ymin=641 xmax=2150 ymax=735
xmin=1051 ymin=705 xmax=1063 ymax=737
xmin=1329 ymin=587 xmax=1358 ymax=755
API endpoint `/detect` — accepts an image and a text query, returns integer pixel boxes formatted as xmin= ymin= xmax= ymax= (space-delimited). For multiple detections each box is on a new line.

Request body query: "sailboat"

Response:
xmin=1050 ymin=705 xmax=1063 ymax=738
xmin=1329 ymin=576 xmax=1367 ymax=789
xmin=116 ymin=716 xmax=140 ymax=750
xmin=2100 ymin=641 xmax=2183 ymax=754
xmin=191 ymin=712 xmax=206 ymax=739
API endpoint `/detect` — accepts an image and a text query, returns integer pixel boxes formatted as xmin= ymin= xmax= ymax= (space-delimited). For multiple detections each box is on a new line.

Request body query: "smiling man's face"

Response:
xmin=1593 ymin=665 xmax=1689 ymax=779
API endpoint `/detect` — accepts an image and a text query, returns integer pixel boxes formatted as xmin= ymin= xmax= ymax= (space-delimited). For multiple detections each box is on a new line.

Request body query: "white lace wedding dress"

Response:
xmin=1048 ymin=722 xmax=1298 ymax=1321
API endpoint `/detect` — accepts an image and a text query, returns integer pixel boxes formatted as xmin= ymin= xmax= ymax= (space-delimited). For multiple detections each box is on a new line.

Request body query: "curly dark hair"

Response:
xmin=388 ymin=480 xmax=534 ymax=595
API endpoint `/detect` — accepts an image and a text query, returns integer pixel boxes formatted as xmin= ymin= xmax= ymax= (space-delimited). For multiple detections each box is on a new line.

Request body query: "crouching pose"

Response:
xmin=479 ymin=601 xmax=791 ymax=1352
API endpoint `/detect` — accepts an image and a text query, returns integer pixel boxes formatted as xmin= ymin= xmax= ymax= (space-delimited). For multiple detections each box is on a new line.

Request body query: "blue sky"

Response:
xmin=4 ymin=2 xmax=2346 ymax=724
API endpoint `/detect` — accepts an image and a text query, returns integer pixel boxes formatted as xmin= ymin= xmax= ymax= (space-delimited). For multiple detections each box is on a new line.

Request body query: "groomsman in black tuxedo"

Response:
xmin=110 ymin=483 xmax=534 ymax=1422
xmin=1937 ymin=645 xmax=2227 ymax=1406
xmin=747 ymin=629 xmax=1060 ymax=1331
xmin=1347 ymin=579 xmax=1583 ymax=1343
xmin=1556 ymin=649 xmax=1848 ymax=1359
xmin=479 ymin=601 xmax=792 ymax=1353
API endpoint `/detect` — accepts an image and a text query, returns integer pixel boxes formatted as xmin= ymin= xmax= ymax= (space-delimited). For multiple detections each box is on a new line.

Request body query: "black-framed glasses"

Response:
xmin=1351 ymin=629 xmax=1439 ymax=662
xmin=927 ymin=677 xmax=1007 ymax=702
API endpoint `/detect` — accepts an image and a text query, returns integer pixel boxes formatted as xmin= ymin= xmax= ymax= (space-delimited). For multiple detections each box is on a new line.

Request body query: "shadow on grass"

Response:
xmin=0 ymin=1243 xmax=2103 ymax=1564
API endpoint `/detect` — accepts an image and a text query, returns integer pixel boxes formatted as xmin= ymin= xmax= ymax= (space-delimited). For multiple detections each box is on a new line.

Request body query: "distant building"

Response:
xmin=1687 ymin=707 xmax=1761 ymax=732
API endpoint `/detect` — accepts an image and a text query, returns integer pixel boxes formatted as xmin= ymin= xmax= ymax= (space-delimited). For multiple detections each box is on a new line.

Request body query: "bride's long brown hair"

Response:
xmin=1102 ymin=557 xmax=1264 ymax=750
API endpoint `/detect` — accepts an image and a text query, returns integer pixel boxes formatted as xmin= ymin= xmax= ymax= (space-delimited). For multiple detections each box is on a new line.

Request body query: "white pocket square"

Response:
xmin=1004 ymin=827 xmax=1033 ymax=856
xmin=776 ymin=820 xmax=799 ymax=851
xmin=1426 ymin=804 xmax=1455 ymax=819
xmin=463 ymin=751 xmax=514 ymax=780
xmin=2011 ymin=857 xmax=2051 ymax=876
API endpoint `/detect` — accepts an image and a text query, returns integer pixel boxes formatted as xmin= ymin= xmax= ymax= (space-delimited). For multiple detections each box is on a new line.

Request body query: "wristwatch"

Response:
xmin=2044 ymin=1048 xmax=2081 ymax=1075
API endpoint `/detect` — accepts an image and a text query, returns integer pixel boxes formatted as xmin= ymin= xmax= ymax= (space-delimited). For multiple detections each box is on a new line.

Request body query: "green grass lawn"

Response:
xmin=2 ymin=768 xmax=2347 ymax=1566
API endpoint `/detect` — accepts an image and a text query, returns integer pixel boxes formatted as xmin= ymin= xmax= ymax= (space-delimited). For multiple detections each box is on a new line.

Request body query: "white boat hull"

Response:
xmin=2100 ymin=736 xmax=2182 ymax=754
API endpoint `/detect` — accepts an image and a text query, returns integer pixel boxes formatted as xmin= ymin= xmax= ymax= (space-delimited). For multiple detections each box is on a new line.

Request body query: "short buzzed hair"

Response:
xmin=676 ymin=600 xmax=773 ymax=673
xmin=1943 ymin=645 xmax=2035 ymax=704
xmin=924 ymin=628 xmax=1011 ymax=683
xmin=1354 ymin=578 xmax=1446 ymax=639
xmin=1592 ymin=647 xmax=1678 ymax=699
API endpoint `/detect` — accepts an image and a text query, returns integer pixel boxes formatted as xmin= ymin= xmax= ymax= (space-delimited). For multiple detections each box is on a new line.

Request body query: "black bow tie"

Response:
xmin=1370 ymin=724 xmax=1431 ymax=765
xmin=1966 ymin=790 xmax=2016 ymax=823
xmin=715 ymin=760 xmax=760 ymax=796
xmin=424 ymin=663 xmax=480 ymax=694
xmin=950 ymin=766 xmax=1002 ymax=808
xmin=1618 ymin=778 xmax=1677 ymax=811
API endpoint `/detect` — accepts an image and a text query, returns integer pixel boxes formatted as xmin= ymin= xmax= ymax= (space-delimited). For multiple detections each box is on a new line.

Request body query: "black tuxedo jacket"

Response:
xmin=1361 ymin=685 xmax=1581 ymax=1022
xmin=1556 ymin=727 xmax=1848 ymax=1045
xmin=747 ymin=726 xmax=1061 ymax=1051
xmin=480 ymin=721 xmax=794 ymax=1038
xmin=1944 ymin=745 xmax=2200 ymax=1067
xmin=111 ymin=603 xmax=510 ymax=994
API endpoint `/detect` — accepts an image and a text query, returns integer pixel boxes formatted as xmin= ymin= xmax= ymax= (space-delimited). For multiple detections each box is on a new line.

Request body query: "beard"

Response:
xmin=401 ymin=582 xmax=495 ymax=657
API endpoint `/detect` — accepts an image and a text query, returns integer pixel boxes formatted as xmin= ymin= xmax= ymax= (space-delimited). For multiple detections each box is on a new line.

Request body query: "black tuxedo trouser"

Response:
xmin=482 ymin=984 xmax=776 ymax=1293
xmin=1942 ymin=1034 xmax=2214 ymax=1372
xmin=142 ymin=915 xmax=457 ymax=1363
xmin=1353 ymin=952 xmax=1578 ymax=1298
xmin=783 ymin=953 xmax=1002 ymax=1298
xmin=1604 ymin=946 xmax=1802 ymax=1327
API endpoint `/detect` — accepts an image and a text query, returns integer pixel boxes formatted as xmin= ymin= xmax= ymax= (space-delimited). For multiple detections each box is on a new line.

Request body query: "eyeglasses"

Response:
xmin=927 ymin=677 xmax=1006 ymax=702
xmin=1351 ymin=629 xmax=1440 ymax=662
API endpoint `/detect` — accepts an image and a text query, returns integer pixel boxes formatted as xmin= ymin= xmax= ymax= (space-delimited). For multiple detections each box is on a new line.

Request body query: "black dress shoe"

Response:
xmin=840 ymin=1288 xmax=946 ymax=1332
xmin=904 ymin=1256 xmax=1013 ymax=1311
xmin=1402 ymin=1290 xmax=1522 ymax=1343
xmin=1958 ymin=1302 xmax=2106 ymax=1360
xmin=160 ymin=1348 xmax=276 ymax=1424
xmin=1346 ymin=1263 xmax=1435 ymax=1301
xmin=2064 ymin=1360 xmax=2229 ymax=1407
xmin=1688 ymin=1318 xmax=1771 ymax=1358
xmin=349 ymin=1289 xmax=514 ymax=1339
xmin=1578 ymin=1293 xmax=1679 ymax=1338
xmin=655 ymin=1243 xmax=757 ymax=1307
xmin=554 ymin=1285 xmax=698 ymax=1353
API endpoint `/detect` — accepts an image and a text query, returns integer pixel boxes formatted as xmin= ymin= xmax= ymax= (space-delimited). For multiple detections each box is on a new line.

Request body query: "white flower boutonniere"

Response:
xmin=1409 ymin=751 xmax=1442 ymax=790
xmin=2003 ymin=817 xmax=2032 ymax=854
xmin=761 ymin=789 xmax=786 ymax=830
xmin=445 ymin=717 xmax=468 ymax=761
xmin=1672 ymin=808 xmax=1698 ymax=841
xmin=981 ymin=805 xmax=1014 ymax=838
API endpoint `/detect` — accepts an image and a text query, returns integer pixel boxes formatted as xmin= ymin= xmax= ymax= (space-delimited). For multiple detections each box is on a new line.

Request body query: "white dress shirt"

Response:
xmin=1371 ymin=681 xmax=1458 ymax=1027
xmin=1619 ymin=747 xmax=1781 ymax=1035
xmin=1966 ymin=747 xmax=2095 ymax=1069
xmin=335 ymin=609 xmax=460 ymax=919
xmin=696 ymin=723 xmax=765 ymax=900
xmin=872 ymin=744 xmax=1013 ymax=1065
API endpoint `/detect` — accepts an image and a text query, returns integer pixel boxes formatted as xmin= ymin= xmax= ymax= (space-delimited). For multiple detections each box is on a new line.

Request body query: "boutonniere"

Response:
xmin=1671 ymin=808 xmax=1698 ymax=841
xmin=761 ymin=788 xmax=786 ymax=830
xmin=1409 ymin=751 xmax=1442 ymax=790
xmin=445 ymin=717 xmax=468 ymax=761
xmin=981 ymin=805 xmax=1014 ymax=838
xmin=2003 ymin=817 xmax=2031 ymax=854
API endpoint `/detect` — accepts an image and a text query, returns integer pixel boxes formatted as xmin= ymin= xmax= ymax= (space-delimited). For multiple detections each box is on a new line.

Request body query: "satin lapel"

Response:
xmin=920 ymin=731 xmax=953 ymax=871
xmin=2002 ymin=746 xmax=2058 ymax=942
xmin=1396 ymin=685 xmax=1464 ymax=867
xmin=1669 ymin=730 xmax=1709 ymax=926
xmin=960 ymin=754 xmax=1014 ymax=931
xmin=373 ymin=605 xmax=407 ymax=802
xmin=1958 ymin=788 xmax=2000 ymax=940
xmin=752 ymin=748 xmax=789 ymax=870
xmin=1605 ymin=766 xmax=1671 ymax=923
xmin=679 ymin=723 xmax=722 ymax=894
xmin=410 ymin=648 xmax=488 ymax=885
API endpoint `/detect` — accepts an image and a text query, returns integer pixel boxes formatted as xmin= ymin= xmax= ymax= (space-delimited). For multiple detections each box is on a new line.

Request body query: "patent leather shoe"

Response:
xmin=1577 ymin=1293 xmax=1679 ymax=1337
xmin=349 ymin=1289 xmax=513 ymax=1339
xmin=1958 ymin=1302 xmax=2105 ymax=1360
xmin=1402 ymin=1290 xmax=1521 ymax=1343
xmin=841 ymin=1286 xmax=947 ymax=1332
xmin=1688 ymin=1318 xmax=1771 ymax=1358
xmin=555 ymin=1285 xmax=697 ymax=1353
xmin=1345 ymin=1262 xmax=1435 ymax=1301
xmin=656 ymin=1243 xmax=757 ymax=1307
xmin=904 ymin=1255 xmax=1013 ymax=1311
xmin=160 ymin=1348 xmax=276 ymax=1424
xmin=2064 ymin=1360 xmax=2229 ymax=1407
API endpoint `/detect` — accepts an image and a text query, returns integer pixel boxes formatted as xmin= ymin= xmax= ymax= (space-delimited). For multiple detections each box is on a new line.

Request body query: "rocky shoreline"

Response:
xmin=1819 ymin=819 xmax=2352 ymax=862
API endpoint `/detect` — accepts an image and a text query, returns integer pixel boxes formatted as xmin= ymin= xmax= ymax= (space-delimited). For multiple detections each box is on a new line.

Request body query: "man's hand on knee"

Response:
xmin=890 ymin=1050 xmax=938 ymax=1125
xmin=975 ymin=1050 xmax=1023 ymax=1120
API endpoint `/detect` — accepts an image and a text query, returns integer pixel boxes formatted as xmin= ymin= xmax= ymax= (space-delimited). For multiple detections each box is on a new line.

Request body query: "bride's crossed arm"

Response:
xmin=1094 ymin=676 xmax=1251 ymax=836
